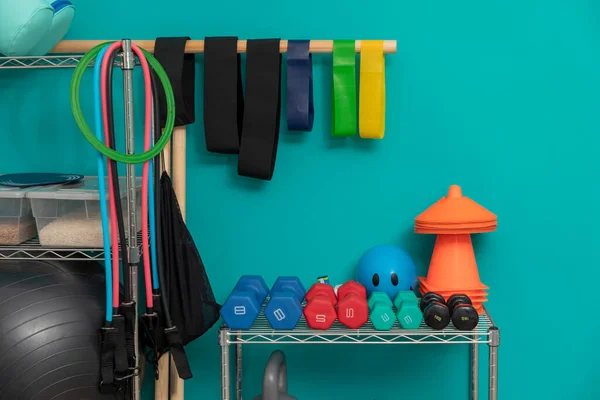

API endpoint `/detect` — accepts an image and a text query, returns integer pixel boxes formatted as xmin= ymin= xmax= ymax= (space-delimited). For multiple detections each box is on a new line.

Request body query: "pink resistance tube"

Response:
xmin=101 ymin=41 xmax=154 ymax=309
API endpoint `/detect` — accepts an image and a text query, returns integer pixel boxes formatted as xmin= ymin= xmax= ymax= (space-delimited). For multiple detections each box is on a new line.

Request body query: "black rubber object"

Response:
xmin=421 ymin=292 xmax=450 ymax=330
xmin=420 ymin=292 xmax=445 ymax=312
xmin=423 ymin=302 xmax=450 ymax=330
xmin=448 ymin=294 xmax=479 ymax=331
xmin=447 ymin=294 xmax=472 ymax=312
xmin=0 ymin=260 xmax=115 ymax=400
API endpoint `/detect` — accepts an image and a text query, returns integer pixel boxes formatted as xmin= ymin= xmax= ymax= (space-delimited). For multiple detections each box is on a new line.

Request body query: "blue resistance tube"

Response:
xmin=149 ymin=157 xmax=159 ymax=290
xmin=93 ymin=44 xmax=113 ymax=322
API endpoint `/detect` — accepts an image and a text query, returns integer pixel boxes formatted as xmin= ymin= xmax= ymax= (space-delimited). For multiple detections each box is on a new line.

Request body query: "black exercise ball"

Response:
xmin=0 ymin=259 xmax=114 ymax=400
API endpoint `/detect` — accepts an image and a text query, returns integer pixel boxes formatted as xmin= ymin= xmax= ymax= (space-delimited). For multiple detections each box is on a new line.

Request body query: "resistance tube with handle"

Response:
xmin=101 ymin=44 xmax=130 ymax=305
xmin=92 ymin=43 xmax=121 ymax=395
xmin=73 ymin=40 xmax=178 ymax=397
xmin=93 ymin=44 xmax=113 ymax=324
xmin=96 ymin=40 xmax=159 ymax=312
xmin=100 ymin=42 xmax=138 ymax=395
xmin=100 ymin=41 xmax=159 ymax=391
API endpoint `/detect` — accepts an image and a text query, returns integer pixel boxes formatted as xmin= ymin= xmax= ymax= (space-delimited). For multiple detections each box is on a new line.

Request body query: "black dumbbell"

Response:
xmin=447 ymin=294 xmax=479 ymax=331
xmin=420 ymin=292 xmax=450 ymax=330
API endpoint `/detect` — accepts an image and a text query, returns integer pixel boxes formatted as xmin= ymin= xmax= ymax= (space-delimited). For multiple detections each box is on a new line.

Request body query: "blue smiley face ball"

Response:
xmin=356 ymin=245 xmax=418 ymax=300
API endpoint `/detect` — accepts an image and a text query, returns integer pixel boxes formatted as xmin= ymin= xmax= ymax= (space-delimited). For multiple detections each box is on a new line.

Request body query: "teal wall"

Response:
xmin=1 ymin=0 xmax=599 ymax=399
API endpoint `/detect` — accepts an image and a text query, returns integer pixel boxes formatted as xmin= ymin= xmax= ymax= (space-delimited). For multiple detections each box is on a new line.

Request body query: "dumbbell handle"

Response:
xmin=262 ymin=350 xmax=288 ymax=400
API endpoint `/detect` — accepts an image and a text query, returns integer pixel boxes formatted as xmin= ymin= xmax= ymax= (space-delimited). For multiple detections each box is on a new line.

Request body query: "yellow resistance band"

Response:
xmin=359 ymin=41 xmax=386 ymax=139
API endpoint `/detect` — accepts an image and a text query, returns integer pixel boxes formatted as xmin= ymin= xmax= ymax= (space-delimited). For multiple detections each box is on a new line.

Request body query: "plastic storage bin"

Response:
xmin=0 ymin=186 xmax=38 ymax=245
xmin=28 ymin=176 xmax=142 ymax=248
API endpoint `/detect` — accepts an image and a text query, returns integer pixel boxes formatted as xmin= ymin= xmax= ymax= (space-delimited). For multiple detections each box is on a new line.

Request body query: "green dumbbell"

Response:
xmin=368 ymin=292 xmax=396 ymax=331
xmin=394 ymin=291 xmax=423 ymax=329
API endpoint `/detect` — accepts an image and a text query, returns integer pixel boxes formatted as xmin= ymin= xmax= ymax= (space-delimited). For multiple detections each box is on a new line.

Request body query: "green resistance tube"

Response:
xmin=70 ymin=42 xmax=175 ymax=164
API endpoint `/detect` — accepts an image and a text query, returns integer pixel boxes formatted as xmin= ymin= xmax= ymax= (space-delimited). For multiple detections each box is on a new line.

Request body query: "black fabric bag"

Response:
xmin=159 ymin=171 xmax=221 ymax=345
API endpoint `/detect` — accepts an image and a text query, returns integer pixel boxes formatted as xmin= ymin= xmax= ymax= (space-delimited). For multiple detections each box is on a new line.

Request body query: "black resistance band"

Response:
xmin=238 ymin=39 xmax=282 ymax=180
xmin=287 ymin=40 xmax=314 ymax=131
xmin=154 ymin=37 xmax=196 ymax=127
xmin=151 ymin=70 xmax=192 ymax=380
xmin=107 ymin=46 xmax=139 ymax=394
xmin=105 ymin=48 xmax=130 ymax=383
xmin=203 ymin=36 xmax=244 ymax=153
xmin=149 ymin=39 xmax=193 ymax=379
xmin=146 ymin=71 xmax=168 ymax=375
xmin=100 ymin=45 xmax=134 ymax=398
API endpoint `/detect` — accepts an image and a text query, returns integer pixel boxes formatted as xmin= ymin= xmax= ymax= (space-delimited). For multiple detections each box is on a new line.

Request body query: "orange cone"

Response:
xmin=415 ymin=185 xmax=496 ymax=312
xmin=418 ymin=278 xmax=488 ymax=297
xmin=415 ymin=185 xmax=496 ymax=228
xmin=423 ymin=235 xmax=488 ymax=290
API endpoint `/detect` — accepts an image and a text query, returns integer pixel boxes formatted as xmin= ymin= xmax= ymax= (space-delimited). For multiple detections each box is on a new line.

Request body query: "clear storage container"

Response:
xmin=0 ymin=186 xmax=38 ymax=245
xmin=27 ymin=176 xmax=142 ymax=248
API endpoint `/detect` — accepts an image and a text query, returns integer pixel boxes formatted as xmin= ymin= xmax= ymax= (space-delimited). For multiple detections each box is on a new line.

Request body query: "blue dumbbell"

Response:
xmin=264 ymin=277 xmax=306 ymax=330
xmin=220 ymin=275 xmax=270 ymax=329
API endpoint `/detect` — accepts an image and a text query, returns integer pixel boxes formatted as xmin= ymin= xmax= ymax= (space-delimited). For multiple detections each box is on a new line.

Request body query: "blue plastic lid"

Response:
xmin=0 ymin=173 xmax=84 ymax=188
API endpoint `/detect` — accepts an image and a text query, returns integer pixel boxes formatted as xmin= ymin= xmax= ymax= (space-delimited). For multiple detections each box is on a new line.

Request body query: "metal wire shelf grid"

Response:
xmin=221 ymin=306 xmax=492 ymax=345
xmin=0 ymin=55 xmax=137 ymax=69
xmin=0 ymin=232 xmax=144 ymax=261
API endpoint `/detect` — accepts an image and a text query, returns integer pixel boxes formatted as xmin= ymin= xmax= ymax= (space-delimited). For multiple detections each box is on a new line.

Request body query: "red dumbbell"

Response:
xmin=303 ymin=283 xmax=338 ymax=330
xmin=337 ymin=280 xmax=369 ymax=329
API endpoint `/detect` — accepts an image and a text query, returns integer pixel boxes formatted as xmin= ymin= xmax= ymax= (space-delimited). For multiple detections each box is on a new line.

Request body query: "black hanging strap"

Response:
xmin=99 ymin=326 xmax=117 ymax=394
xmin=204 ymin=36 xmax=244 ymax=153
xmin=140 ymin=311 xmax=159 ymax=375
xmin=152 ymin=293 xmax=168 ymax=351
xmin=119 ymin=302 xmax=136 ymax=367
xmin=238 ymin=39 xmax=282 ymax=180
xmin=164 ymin=326 xmax=192 ymax=379
xmin=154 ymin=37 xmax=196 ymax=127
xmin=112 ymin=313 xmax=129 ymax=374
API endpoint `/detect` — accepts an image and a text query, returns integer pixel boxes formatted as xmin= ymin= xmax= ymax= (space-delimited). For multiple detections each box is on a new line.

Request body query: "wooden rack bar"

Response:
xmin=51 ymin=39 xmax=397 ymax=54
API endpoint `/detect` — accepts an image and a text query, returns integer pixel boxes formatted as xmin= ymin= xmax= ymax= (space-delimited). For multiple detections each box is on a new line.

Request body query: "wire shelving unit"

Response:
xmin=0 ymin=55 xmax=129 ymax=69
xmin=0 ymin=232 xmax=144 ymax=261
xmin=219 ymin=305 xmax=500 ymax=400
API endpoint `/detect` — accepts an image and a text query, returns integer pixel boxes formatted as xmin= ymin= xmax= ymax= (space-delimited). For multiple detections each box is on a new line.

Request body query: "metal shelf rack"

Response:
xmin=0 ymin=55 xmax=128 ymax=69
xmin=219 ymin=306 xmax=500 ymax=400
xmin=0 ymin=232 xmax=144 ymax=261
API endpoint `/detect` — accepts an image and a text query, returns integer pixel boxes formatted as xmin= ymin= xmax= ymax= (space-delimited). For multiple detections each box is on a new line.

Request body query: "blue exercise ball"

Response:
xmin=356 ymin=245 xmax=417 ymax=300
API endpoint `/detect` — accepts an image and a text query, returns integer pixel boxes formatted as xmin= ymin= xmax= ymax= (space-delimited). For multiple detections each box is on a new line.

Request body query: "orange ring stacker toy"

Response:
xmin=415 ymin=185 xmax=497 ymax=314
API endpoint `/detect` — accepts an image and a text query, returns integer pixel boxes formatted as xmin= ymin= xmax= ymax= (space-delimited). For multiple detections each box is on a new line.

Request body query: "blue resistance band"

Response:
xmin=149 ymin=153 xmax=159 ymax=290
xmin=287 ymin=40 xmax=314 ymax=131
xmin=94 ymin=44 xmax=113 ymax=322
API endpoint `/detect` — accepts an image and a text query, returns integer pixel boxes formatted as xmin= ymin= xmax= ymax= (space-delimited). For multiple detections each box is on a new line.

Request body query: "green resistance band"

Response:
xmin=70 ymin=42 xmax=175 ymax=164
xmin=332 ymin=40 xmax=357 ymax=136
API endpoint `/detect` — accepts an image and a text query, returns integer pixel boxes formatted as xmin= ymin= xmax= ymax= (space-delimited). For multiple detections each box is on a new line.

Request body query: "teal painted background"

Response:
xmin=1 ymin=0 xmax=599 ymax=398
